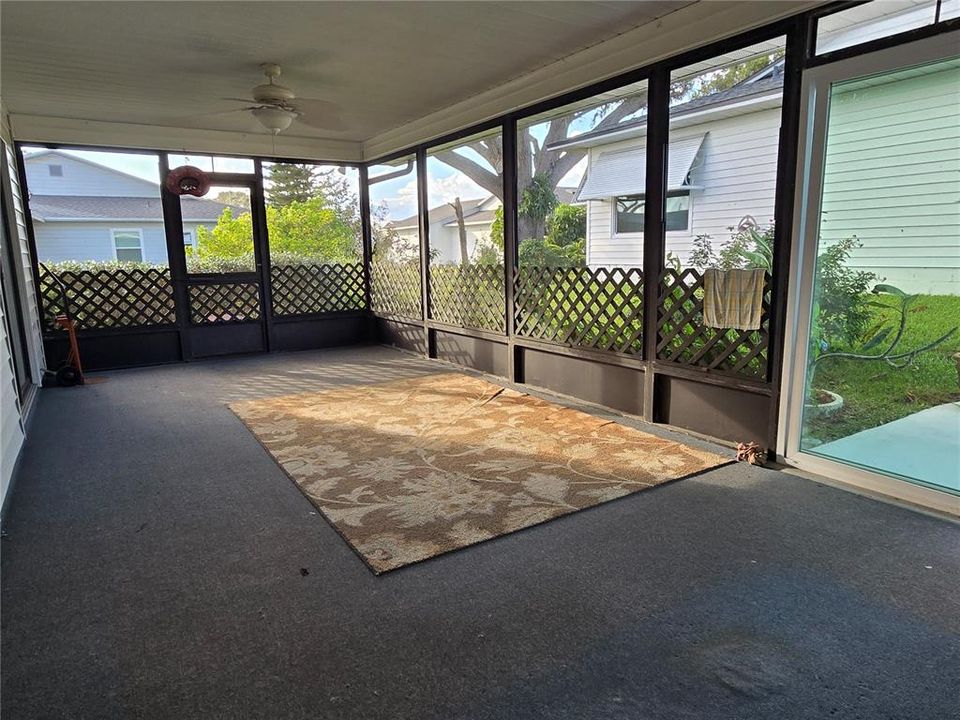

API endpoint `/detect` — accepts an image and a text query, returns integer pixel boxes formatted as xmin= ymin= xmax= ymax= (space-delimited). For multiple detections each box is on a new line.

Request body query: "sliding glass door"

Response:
xmin=782 ymin=32 xmax=960 ymax=508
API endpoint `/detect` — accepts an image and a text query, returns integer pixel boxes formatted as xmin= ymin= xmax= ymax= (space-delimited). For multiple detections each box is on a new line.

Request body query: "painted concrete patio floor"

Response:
xmin=812 ymin=402 xmax=960 ymax=492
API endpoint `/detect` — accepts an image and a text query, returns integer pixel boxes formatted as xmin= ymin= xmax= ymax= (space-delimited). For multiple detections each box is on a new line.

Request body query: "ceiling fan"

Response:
xmin=223 ymin=63 xmax=344 ymax=134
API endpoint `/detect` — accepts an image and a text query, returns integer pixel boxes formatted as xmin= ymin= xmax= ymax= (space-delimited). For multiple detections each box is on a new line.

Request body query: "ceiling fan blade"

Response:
xmin=221 ymin=97 xmax=259 ymax=104
xmin=291 ymin=98 xmax=345 ymax=132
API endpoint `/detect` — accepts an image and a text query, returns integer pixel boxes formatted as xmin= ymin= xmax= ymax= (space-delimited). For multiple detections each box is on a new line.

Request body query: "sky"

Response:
xmin=22 ymin=116 xmax=597 ymax=224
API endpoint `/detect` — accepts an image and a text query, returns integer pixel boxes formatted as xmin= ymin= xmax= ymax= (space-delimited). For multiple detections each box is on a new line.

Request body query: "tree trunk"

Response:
xmin=517 ymin=215 xmax=542 ymax=244
xmin=450 ymin=197 xmax=470 ymax=266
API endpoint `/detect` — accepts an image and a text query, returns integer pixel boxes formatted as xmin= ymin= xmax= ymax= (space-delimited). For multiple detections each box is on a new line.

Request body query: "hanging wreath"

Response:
xmin=165 ymin=165 xmax=211 ymax=197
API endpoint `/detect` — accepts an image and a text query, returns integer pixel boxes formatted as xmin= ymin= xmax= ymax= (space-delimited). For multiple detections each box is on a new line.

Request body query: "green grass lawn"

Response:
xmin=805 ymin=294 xmax=960 ymax=444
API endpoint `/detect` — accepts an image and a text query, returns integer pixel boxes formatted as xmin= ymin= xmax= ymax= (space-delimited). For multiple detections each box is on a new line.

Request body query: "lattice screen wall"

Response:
xmin=657 ymin=268 xmax=771 ymax=380
xmin=514 ymin=266 xmax=644 ymax=354
xmin=39 ymin=266 xmax=176 ymax=331
xmin=270 ymin=263 xmax=366 ymax=317
xmin=430 ymin=264 xmax=505 ymax=333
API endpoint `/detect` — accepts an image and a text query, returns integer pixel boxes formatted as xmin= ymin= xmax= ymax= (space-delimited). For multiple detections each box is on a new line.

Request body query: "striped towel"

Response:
xmin=703 ymin=268 xmax=765 ymax=331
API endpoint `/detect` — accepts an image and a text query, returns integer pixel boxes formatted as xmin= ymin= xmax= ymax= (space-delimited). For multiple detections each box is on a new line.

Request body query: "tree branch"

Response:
xmin=432 ymin=149 xmax=503 ymax=199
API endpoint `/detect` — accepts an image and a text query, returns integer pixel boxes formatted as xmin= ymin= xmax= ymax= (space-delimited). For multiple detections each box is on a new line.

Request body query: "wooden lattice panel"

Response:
xmin=370 ymin=261 xmax=422 ymax=320
xmin=514 ymin=266 xmax=644 ymax=354
xmin=189 ymin=282 xmax=261 ymax=325
xmin=270 ymin=263 xmax=366 ymax=316
xmin=657 ymin=268 xmax=771 ymax=380
xmin=39 ymin=266 xmax=176 ymax=332
xmin=429 ymin=264 xmax=505 ymax=333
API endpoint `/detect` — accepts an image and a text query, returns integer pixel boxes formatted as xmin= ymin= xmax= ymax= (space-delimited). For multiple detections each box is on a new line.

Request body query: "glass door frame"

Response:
xmin=777 ymin=30 xmax=960 ymax=515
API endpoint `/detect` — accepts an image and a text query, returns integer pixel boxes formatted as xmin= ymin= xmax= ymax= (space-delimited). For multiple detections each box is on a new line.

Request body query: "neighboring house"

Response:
xmin=24 ymin=150 xmax=235 ymax=265
xmin=393 ymin=195 xmax=500 ymax=265
xmin=392 ymin=188 xmax=579 ymax=264
xmin=551 ymin=13 xmax=960 ymax=295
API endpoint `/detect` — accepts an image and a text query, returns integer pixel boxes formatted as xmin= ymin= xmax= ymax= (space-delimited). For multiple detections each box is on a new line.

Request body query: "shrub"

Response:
xmin=812 ymin=236 xmax=878 ymax=348
xmin=545 ymin=204 xmax=586 ymax=249
xmin=689 ymin=222 xmax=774 ymax=271
xmin=518 ymin=237 xmax=585 ymax=267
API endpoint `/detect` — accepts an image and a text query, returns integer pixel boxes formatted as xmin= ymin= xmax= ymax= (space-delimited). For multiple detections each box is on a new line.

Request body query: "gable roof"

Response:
xmin=23 ymin=149 xmax=162 ymax=193
xmin=393 ymin=197 xmax=488 ymax=231
xmin=546 ymin=73 xmax=785 ymax=151
xmin=392 ymin=187 xmax=579 ymax=230
xmin=30 ymin=195 xmax=241 ymax=222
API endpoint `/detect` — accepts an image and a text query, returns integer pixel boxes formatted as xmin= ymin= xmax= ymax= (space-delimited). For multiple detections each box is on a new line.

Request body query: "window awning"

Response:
xmin=576 ymin=134 xmax=706 ymax=201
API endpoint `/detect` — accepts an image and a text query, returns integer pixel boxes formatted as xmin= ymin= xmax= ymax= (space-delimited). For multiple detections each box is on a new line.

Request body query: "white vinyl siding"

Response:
xmin=0 ymin=137 xmax=42 ymax=513
xmin=586 ymin=108 xmax=781 ymax=269
xmin=24 ymin=153 xmax=159 ymax=197
xmin=585 ymin=63 xmax=959 ymax=294
xmin=0 ymin=279 xmax=25 ymax=510
xmin=3 ymin=144 xmax=44 ymax=383
xmin=820 ymin=63 xmax=960 ymax=294
xmin=33 ymin=221 xmax=211 ymax=265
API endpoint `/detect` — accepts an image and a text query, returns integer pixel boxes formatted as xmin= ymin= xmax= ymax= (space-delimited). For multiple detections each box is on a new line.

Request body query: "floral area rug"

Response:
xmin=231 ymin=373 xmax=730 ymax=573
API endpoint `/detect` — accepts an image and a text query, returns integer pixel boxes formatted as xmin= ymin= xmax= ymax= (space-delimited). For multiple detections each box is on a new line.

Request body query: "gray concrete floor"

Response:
xmin=2 ymin=346 xmax=958 ymax=720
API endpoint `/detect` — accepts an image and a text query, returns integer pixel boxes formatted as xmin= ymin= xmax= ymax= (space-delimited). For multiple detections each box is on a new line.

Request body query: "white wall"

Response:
xmin=34 ymin=221 xmax=211 ymax=265
xmin=585 ymin=69 xmax=960 ymax=296
xmin=430 ymin=223 xmax=493 ymax=265
xmin=820 ymin=64 xmax=960 ymax=296
xmin=4 ymin=146 xmax=45 ymax=384
xmin=394 ymin=221 xmax=494 ymax=265
xmin=0 ymin=258 xmax=26 ymax=509
xmin=0 ymin=125 xmax=45 ymax=514
xmin=24 ymin=152 xmax=158 ymax=197
xmin=587 ymin=108 xmax=781 ymax=269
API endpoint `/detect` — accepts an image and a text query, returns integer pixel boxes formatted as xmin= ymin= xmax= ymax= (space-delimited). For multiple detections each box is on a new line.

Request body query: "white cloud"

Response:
xmin=378 ymin=170 xmax=490 ymax=221
xmin=376 ymin=178 xmax=418 ymax=221
xmin=426 ymin=172 xmax=488 ymax=208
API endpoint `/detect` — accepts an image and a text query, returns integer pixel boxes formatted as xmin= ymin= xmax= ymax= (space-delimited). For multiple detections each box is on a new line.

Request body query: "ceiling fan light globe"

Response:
xmin=251 ymin=106 xmax=297 ymax=134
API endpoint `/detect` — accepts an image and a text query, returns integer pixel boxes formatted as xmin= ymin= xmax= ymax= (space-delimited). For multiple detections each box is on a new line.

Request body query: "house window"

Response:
xmin=112 ymin=229 xmax=144 ymax=262
xmin=48 ymin=164 xmax=63 ymax=176
xmin=183 ymin=230 xmax=195 ymax=252
xmin=615 ymin=192 xmax=690 ymax=234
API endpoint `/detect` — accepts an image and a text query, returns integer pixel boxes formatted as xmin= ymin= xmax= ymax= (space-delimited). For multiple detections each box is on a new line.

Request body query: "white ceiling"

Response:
xmin=1 ymin=1 xmax=694 ymax=145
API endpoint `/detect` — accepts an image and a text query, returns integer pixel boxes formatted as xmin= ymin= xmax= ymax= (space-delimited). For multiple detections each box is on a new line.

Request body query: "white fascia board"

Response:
xmin=9 ymin=115 xmax=363 ymax=163
xmin=362 ymin=1 xmax=819 ymax=160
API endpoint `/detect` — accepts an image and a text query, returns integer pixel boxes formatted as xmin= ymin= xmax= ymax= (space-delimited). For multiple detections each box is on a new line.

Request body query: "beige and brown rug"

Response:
xmin=231 ymin=373 xmax=730 ymax=573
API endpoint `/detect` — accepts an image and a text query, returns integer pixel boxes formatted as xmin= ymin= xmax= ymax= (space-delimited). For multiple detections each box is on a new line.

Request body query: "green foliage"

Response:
xmin=545 ymin=204 xmax=586 ymax=248
xmin=518 ymin=173 xmax=558 ymax=227
xmin=473 ymin=242 xmax=503 ymax=266
xmin=490 ymin=202 xmax=587 ymax=267
xmin=371 ymin=200 xmax=407 ymax=260
xmin=687 ymin=52 xmax=784 ymax=100
xmin=490 ymin=206 xmax=504 ymax=249
xmin=812 ymin=236 xmax=878 ymax=348
xmin=689 ymin=222 xmax=774 ymax=271
xmin=213 ymin=190 xmax=251 ymax=209
xmin=518 ymin=237 xmax=585 ymax=267
xmin=804 ymin=294 xmax=960 ymax=443
xmin=266 ymin=163 xmax=319 ymax=206
xmin=815 ymin=284 xmax=958 ymax=369
xmin=196 ymin=187 xmax=360 ymax=265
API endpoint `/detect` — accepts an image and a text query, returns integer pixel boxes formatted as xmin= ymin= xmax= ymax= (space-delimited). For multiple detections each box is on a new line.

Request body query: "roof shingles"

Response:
xmin=29 ymin=195 xmax=240 ymax=222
